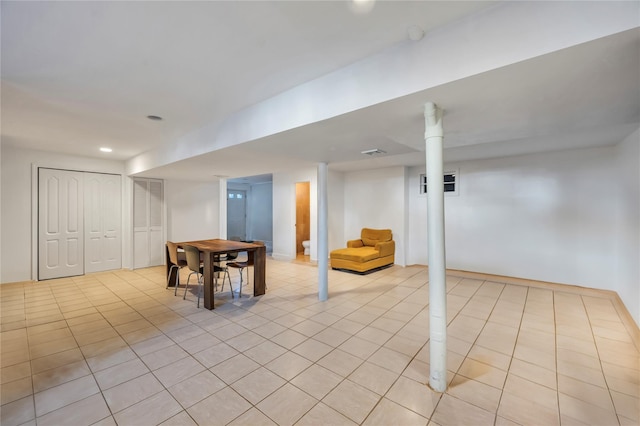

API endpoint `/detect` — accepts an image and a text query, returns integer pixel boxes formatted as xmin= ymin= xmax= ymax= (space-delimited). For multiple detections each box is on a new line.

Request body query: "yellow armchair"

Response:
xmin=330 ymin=228 xmax=395 ymax=274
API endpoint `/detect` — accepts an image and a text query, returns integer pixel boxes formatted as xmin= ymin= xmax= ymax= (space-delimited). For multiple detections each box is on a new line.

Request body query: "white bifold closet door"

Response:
xmin=85 ymin=172 xmax=122 ymax=273
xmin=38 ymin=168 xmax=122 ymax=280
xmin=133 ymin=178 xmax=164 ymax=269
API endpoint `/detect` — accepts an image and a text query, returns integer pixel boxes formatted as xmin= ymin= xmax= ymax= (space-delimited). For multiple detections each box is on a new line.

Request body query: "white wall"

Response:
xmin=0 ymin=140 xmax=3 ymax=282
xmin=165 ymin=179 xmax=220 ymax=242
xmin=408 ymin=144 xmax=638 ymax=324
xmin=328 ymin=169 xmax=345 ymax=254
xmin=613 ymin=130 xmax=639 ymax=325
xmin=1 ymin=145 xmax=128 ymax=283
xmin=343 ymin=167 xmax=407 ymax=266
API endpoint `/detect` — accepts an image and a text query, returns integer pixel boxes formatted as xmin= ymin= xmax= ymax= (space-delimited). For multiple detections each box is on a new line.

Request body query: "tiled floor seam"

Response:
xmin=465 ymin=281 xmax=523 ymax=424
xmin=361 ymin=275 xmax=488 ymax=424
xmin=579 ymin=293 xmax=624 ymax=422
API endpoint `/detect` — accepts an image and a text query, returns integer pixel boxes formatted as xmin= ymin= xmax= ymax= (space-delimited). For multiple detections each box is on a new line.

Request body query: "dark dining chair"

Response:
xmin=166 ymin=241 xmax=188 ymax=295
xmin=226 ymin=241 xmax=263 ymax=298
xmin=183 ymin=245 xmax=230 ymax=308
xmin=215 ymin=251 xmax=238 ymax=296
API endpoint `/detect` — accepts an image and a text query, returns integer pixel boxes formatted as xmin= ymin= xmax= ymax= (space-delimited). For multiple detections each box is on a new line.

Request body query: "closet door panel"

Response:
xmin=149 ymin=180 xmax=164 ymax=266
xmin=85 ymin=173 xmax=122 ymax=273
xmin=38 ymin=168 xmax=84 ymax=280
xmin=133 ymin=178 xmax=164 ymax=268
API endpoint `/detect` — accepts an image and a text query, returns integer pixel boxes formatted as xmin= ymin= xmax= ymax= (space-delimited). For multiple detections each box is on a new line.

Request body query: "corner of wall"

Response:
xmin=614 ymin=128 xmax=640 ymax=327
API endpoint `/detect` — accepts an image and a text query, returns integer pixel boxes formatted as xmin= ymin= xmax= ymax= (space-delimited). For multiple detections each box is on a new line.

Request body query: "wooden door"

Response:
xmin=295 ymin=182 xmax=310 ymax=253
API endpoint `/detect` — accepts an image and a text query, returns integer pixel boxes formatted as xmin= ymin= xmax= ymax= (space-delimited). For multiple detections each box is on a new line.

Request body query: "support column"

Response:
xmin=219 ymin=177 xmax=227 ymax=239
xmin=425 ymin=102 xmax=447 ymax=392
xmin=317 ymin=162 xmax=329 ymax=301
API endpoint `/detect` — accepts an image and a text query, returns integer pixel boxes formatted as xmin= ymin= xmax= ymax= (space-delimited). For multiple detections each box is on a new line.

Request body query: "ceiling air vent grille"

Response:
xmin=361 ymin=149 xmax=386 ymax=156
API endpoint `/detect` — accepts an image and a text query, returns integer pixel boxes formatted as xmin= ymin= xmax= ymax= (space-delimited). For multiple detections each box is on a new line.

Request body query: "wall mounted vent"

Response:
xmin=361 ymin=149 xmax=386 ymax=156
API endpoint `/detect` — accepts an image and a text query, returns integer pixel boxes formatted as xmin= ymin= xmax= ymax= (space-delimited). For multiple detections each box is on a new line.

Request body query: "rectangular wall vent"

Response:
xmin=420 ymin=170 xmax=458 ymax=195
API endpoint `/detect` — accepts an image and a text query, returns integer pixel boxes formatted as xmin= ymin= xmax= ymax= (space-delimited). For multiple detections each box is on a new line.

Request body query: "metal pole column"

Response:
xmin=425 ymin=102 xmax=447 ymax=392
xmin=219 ymin=177 xmax=227 ymax=239
xmin=317 ymin=162 xmax=329 ymax=301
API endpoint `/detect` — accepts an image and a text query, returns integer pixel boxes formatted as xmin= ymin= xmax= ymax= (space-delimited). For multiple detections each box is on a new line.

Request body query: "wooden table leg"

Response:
xmin=252 ymin=246 xmax=266 ymax=296
xmin=203 ymin=251 xmax=215 ymax=309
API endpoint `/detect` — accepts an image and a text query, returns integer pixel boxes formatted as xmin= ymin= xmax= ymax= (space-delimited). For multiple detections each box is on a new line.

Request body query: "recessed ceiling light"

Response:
xmin=350 ymin=0 xmax=375 ymax=14
xmin=147 ymin=115 xmax=163 ymax=121
xmin=100 ymin=147 xmax=112 ymax=153
xmin=407 ymin=25 xmax=425 ymax=41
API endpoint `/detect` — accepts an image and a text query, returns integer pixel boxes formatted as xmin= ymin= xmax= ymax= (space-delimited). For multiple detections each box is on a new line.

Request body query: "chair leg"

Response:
xmin=184 ymin=272 xmax=196 ymax=300
xmin=239 ymin=267 xmax=251 ymax=298
xmin=196 ymin=273 xmax=203 ymax=308
xmin=174 ymin=267 xmax=184 ymax=296
xmin=224 ymin=269 xmax=231 ymax=293
xmin=220 ymin=268 xmax=230 ymax=293
xmin=229 ymin=269 xmax=237 ymax=298
xmin=167 ymin=265 xmax=179 ymax=290
xmin=214 ymin=268 xmax=221 ymax=295
xmin=238 ymin=267 xmax=244 ymax=298
xmin=215 ymin=269 xmax=221 ymax=293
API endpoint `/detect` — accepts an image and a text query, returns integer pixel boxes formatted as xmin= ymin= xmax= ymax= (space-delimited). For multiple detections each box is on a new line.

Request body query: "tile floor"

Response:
xmin=1 ymin=259 xmax=638 ymax=426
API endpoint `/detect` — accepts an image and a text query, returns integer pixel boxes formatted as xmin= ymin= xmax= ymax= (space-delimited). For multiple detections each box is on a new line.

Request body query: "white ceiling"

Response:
xmin=2 ymin=1 xmax=639 ymax=182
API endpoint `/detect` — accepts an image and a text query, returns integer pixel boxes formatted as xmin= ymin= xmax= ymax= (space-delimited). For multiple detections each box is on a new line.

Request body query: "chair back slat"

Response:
xmin=226 ymin=252 xmax=239 ymax=261
xmin=183 ymin=245 xmax=202 ymax=273
xmin=167 ymin=241 xmax=179 ymax=265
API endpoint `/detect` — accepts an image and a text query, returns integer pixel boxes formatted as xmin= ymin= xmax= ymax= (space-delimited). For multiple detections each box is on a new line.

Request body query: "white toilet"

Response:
xmin=302 ymin=240 xmax=310 ymax=255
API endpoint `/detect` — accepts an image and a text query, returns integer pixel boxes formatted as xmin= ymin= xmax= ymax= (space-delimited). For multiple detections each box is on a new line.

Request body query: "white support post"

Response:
xmin=425 ymin=102 xmax=447 ymax=392
xmin=317 ymin=162 xmax=329 ymax=301
xmin=219 ymin=177 xmax=227 ymax=239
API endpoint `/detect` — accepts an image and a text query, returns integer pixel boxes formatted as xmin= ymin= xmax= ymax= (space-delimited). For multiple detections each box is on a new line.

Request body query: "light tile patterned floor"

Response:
xmin=1 ymin=259 xmax=639 ymax=426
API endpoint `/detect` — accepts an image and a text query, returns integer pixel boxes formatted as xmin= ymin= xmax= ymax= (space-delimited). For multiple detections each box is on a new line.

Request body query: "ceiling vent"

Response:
xmin=361 ymin=149 xmax=386 ymax=156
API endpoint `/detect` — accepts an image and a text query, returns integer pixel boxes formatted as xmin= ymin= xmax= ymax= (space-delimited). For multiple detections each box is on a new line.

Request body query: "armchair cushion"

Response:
xmin=361 ymin=228 xmax=392 ymax=247
xmin=347 ymin=239 xmax=364 ymax=248
xmin=330 ymin=247 xmax=380 ymax=263
xmin=376 ymin=240 xmax=395 ymax=257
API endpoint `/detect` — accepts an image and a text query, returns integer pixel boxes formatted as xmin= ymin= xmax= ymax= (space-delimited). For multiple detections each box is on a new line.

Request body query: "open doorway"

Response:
xmin=227 ymin=189 xmax=247 ymax=241
xmin=226 ymin=174 xmax=273 ymax=254
xmin=295 ymin=181 xmax=310 ymax=262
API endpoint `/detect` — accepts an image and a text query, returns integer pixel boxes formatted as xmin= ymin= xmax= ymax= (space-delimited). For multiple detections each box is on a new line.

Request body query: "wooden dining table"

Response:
xmin=166 ymin=239 xmax=266 ymax=310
